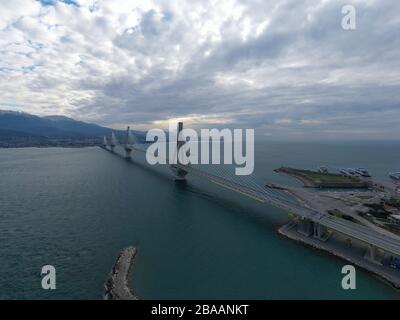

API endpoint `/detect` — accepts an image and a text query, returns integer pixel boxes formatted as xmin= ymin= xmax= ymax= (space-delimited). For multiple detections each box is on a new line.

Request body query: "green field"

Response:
xmin=276 ymin=167 xmax=369 ymax=188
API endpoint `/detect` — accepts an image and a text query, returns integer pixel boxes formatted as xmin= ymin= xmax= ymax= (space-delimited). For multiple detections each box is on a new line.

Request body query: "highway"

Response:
xmin=319 ymin=215 xmax=400 ymax=256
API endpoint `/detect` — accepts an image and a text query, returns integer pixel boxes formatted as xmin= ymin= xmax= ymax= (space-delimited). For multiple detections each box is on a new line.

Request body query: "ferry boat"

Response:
xmin=355 ymin=168 xmax=371 ymax=178
xmin=347 ymin=168 xmax=358 ymax=176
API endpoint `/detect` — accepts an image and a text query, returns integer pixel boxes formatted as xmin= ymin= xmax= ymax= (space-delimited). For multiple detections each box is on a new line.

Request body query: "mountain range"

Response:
xmin=0 ymin=110 xmax=144 ymax=147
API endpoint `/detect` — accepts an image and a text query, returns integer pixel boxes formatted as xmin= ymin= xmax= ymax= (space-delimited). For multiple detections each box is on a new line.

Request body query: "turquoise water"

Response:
xmin=0 ymin=141 xmax=399 ymax=300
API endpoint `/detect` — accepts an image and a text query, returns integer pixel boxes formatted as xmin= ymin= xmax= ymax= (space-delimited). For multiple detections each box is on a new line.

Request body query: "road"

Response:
xmin=281 ymin=186 xmax=400 ymax=241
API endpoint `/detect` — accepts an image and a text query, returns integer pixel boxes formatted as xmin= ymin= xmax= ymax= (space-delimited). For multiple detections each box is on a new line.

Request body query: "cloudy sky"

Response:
xmin=0 ymin=0 xmax=399 ymax=140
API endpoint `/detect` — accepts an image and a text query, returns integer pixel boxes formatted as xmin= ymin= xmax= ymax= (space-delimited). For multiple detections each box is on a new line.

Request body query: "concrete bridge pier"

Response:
xmin=174 ymin=167 xmax=188 ymax=180
xmin=364 ymin=245 xmax=383 ymax=266
xmin=125 ymin=147 xmax=132 ymax=159
xmin=297 ymin=218 xmax=330 ymax=242
xmin=297 ymin=218 xmax=313 ymax=237
xmin=313 ymin=222 xmax=330 ymax=242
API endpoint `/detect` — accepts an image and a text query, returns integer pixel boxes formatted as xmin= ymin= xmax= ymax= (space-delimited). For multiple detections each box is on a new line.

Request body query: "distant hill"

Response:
xmin=0 ymin=110 xmax=145 ymax=147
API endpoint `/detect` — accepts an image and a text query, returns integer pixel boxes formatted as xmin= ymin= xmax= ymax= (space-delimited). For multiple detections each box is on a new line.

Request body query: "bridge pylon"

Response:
xmin=124 ymin=126 xmax=134 ymax=159
xmin=102 ymin=136 xmax=108 ymax=149
xmin=297 ymin=218 xmax=330 ymax=242
xmin=171 ymin=122 xmax=188 ymax=180
xmin=110 ymin=131 xmax=117 ymax=153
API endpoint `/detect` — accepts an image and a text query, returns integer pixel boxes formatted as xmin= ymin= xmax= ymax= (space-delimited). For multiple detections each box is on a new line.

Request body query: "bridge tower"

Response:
xmin=124 ymin=126 xmax=134 ymax=159
xmin=171 ymin=122 xmax=188 ymax=180
xmin=103 ymin=136 xmax=108 ymax=148
xmin=110 ymin=131 xmax=117 ymax=153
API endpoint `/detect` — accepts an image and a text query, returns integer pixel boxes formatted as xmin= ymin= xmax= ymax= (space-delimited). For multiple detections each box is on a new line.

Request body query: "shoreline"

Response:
xmin=279 ymin=220 xmax=400 ymax=290
xmin=104 ymin=246 xmax=139 ymax=300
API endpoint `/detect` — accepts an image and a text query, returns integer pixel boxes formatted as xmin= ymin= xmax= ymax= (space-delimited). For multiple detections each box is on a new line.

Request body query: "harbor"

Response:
xmin=272 ymin=165 xmax=400 ymax=289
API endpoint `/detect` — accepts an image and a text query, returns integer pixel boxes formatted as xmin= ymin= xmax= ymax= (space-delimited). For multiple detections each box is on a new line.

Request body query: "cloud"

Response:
xmin=0 ymin=0 xmax=399 ymax=140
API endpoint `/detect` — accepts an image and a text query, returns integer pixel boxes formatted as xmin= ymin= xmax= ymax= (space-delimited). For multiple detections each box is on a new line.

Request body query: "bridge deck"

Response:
xmin=109 ymin=144 xmax=400 ymax=257
xmin=319 ymin=215 xmax=400 ymax=256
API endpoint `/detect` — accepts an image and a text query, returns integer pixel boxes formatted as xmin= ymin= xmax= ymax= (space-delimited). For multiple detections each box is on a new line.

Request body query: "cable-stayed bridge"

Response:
xmin=101 ymin=125 xmax=400 ymax=259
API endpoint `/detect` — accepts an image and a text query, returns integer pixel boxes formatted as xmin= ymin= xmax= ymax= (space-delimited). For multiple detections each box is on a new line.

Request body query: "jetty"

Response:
xmin=104 ymin=246 xmax=139 ymax=300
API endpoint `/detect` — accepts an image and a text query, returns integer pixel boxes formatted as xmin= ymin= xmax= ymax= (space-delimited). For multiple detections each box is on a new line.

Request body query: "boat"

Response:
xmin=390 ymin=172 xmax=400 ymax=181
xmin=318 ymin=166 xmax=328 ymax=174
xmin=347 ymin=168 xmax=358 ymax=176
xmin=355 ymin=168 xmax=371 ymax=178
